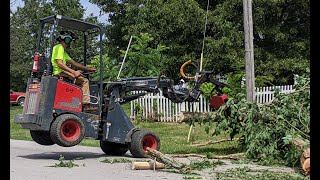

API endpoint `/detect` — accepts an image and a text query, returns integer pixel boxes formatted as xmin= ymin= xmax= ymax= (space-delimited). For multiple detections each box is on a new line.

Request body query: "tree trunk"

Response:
xmin=291 ymin=137 xmax=310 ymax=175
xmin=146 ymin=147 xmax=186 ymax=169
xmin=300 ymin=147 xmax=310 ymax=175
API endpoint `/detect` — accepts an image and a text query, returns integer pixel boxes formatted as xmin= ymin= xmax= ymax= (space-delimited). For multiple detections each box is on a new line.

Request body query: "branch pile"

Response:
xmin=188 ymin=72 xmax=310 ymax=175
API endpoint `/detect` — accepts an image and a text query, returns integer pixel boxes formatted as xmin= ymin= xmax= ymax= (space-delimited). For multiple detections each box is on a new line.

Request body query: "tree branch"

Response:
xmin=191 ymin=138 xmax=240 ymax=147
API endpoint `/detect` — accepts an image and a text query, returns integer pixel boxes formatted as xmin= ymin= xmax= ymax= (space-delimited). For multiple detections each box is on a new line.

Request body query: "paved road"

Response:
xmin=10 ymin=139 xmax=184 ymax=180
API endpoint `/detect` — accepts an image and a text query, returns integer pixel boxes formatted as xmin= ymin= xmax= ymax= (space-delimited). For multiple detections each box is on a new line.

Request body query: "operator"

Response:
xmin=51 ymin=31 xmax=96 ymax=111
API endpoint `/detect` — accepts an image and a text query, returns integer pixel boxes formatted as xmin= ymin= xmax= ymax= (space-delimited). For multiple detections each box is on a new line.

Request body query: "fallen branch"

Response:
xmin=291 ymin=137 xmax=309 ymax=150
xmin=207 ymin=153 xmax=244 ymax=160
xmin=168 ymin=152 xmax=245 ymax=160
xmin=170 ymin=154 xmax=207 ymax=158
xmin=146 ymin=147 xmax=186 ymax=169
xmin=191 ymin=138 xmax=240 ymax=147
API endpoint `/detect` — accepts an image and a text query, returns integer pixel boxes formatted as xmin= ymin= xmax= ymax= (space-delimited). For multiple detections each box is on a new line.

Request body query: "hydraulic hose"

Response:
xmin=180 ymin=60 xmax=201 ymax=80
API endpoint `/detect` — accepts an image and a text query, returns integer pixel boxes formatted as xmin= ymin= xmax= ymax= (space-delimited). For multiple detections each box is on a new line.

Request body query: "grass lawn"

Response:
xmin=10 ymin=106 xmax=32 ymax=140
xmin=10 ymin=106 xmax=241 ymax=155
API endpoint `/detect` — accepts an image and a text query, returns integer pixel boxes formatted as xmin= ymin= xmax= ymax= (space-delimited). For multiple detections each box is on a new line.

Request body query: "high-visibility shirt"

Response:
xmin=51 ymin=44 xmax=71 ymax=75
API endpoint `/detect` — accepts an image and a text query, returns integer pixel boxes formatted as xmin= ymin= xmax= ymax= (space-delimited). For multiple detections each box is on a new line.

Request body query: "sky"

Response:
xmin=10 ymin=0 xmax=109 ymax=23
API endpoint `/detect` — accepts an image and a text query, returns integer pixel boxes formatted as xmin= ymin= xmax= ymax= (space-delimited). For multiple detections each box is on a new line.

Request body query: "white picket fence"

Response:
xmin=130 ymin=85 xmax=295 ymax=122
xmin=255 ymin=85 xmax=294 ymax=104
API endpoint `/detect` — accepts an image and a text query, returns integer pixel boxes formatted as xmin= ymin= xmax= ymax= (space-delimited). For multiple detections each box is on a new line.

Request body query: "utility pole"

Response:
xmin=243 ymin=0 xmax=255 ymax=102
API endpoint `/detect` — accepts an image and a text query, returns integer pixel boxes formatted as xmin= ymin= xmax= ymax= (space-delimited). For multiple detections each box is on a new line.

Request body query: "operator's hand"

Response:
xmin=87 ymin=67 xmax=96 ymax=72
xmin=73 ymin=70 xmax=82 ymax=78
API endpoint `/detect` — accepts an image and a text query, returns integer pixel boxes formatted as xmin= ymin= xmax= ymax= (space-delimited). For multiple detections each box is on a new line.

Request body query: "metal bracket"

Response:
xmin=84 ymin=94 xmax=100 ymax=105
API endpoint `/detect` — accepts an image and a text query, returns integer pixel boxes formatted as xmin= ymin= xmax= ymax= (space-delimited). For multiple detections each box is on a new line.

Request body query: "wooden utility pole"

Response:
xmin=243 ymin=0 xmax=255 ymax=102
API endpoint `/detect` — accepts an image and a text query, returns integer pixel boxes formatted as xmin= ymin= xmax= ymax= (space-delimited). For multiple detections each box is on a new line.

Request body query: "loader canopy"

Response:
xmin=35 ymin=14 xmax=105 ymax=115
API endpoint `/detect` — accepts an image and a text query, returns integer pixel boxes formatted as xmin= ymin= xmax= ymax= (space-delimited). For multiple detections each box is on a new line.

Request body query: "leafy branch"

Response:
xmin=188 ymin=71 xmax=310 ymax=167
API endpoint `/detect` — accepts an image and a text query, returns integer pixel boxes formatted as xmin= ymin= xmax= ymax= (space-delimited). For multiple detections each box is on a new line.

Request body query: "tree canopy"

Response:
xmin=10 ymin=0 xmax=309 ymax=91
xmin=90 ymin=0 xmax=309 ymax=85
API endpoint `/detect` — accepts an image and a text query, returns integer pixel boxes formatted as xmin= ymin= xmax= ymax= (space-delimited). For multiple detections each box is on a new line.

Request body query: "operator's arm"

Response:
xmin=68 ymin=59 xmax=96 ymax=72
xmin=56 ymin=59 xmax=80 ymax=78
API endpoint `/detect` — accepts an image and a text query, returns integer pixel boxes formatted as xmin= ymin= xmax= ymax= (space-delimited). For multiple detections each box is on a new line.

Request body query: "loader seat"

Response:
xmin=47 ymin=56 xmax=76 ymax=84
xmin=35 ymin=54 xmax=67 ymax=83
xmin=56 ymin=76 xmax=75 ymax=84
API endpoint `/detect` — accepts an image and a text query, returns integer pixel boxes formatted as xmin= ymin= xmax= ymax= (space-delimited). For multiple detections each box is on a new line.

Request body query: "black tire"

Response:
xmin=129 ymin=129 xmax=160 ymax=158
xmin=100 ymin=141 xmax=128 ymax=156
xmin=17 ymin=97 xmax=25 ymax=106
xmin=30 ymin=130 xmax=55 ymax=145
xmin=50 ymin=114 xmax=85 ymax=147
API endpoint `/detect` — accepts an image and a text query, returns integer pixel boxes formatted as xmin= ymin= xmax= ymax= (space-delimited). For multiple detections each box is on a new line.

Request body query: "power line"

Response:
xmin=199 ymin=0 xmax=210 ymax=72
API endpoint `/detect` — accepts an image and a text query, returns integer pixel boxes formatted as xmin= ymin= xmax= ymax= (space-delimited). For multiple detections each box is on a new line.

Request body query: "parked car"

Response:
xmin=10 ymin=89 xmax=26 ymax=106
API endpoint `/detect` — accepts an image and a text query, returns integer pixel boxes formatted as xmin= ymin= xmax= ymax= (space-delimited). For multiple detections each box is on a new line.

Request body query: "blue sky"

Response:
xmin=10 ymin=0 xmax=109 ymax=23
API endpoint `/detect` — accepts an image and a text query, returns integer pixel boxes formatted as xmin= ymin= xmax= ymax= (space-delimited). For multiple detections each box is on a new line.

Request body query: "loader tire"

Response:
xmin=129 ymin=129 xmax=160 ymax=158
xmin=100 ymin=141 xmax=128 ymax=156
xmin=50 ymin=114 xmax=85 ymax=147
xmin=30 ymin=130 xmax=55 ymax=145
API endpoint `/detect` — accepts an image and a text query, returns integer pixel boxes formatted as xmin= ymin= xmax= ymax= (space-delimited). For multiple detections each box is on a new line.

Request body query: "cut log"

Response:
xmin=300 ymin=147 xmax=310 ymax=175
xmin=146 ymin=147 xmax=186 ymax=169
xmin=291 ymin=137 xmax=310 ymax=175
xmin=302 ymin=157 xmax=310 ymax=175
xmin=131 ymin=161 xmax=165 ymax=170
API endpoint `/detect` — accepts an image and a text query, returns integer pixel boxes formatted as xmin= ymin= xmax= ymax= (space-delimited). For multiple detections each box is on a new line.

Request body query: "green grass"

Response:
xmin=10 ymin=106 xmax=32 ymax=140
xmin=133 ymin=122 xmax=241 ymax=155
xmin=10 ymin=106 xmax=241 ymax=155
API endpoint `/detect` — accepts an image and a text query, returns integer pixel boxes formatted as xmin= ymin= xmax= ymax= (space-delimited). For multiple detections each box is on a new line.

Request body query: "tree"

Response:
xmin=10 ymin=0 xmax=53 ymax=91
xmin=88 ymin=53 xmax=119 ymax=82
xmin=88 ymin=33 xmax=169 ymax=81
xmin=253 ymin=0 xmax=310 ymax=85
xmin=90 ymin=0 xmax=207 ymax=82
xmin=91 ymin=0 xmax=309 ymax=86
xmin=119 ymin=33 xmax=169 ymax=77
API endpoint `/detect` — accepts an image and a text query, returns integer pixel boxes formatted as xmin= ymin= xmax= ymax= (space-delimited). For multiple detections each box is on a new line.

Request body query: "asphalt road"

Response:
xmin=10 ymin=139 xmax=184 ymax=180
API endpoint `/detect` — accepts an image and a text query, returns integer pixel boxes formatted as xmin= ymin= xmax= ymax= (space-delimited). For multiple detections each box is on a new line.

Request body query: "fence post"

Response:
xmin=294 ymin=74 xmax=298 ymax=86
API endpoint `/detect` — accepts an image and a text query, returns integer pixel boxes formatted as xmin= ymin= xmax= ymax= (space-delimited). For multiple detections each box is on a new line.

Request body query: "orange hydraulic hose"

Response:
xmin=180 ymin=60 xmax=201 ymax=80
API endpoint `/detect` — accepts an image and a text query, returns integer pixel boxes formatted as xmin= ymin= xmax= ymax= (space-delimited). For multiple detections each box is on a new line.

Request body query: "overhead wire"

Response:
xmin=199 ymin=0 xmax=210 ymax=72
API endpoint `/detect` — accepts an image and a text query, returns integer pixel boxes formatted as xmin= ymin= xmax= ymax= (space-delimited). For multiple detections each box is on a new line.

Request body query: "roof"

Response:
xmin=40 ymin=15 xmax=103 ymax=33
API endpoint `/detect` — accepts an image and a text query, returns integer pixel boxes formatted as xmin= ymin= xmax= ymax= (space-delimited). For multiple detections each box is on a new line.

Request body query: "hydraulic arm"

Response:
xmin=103 ymin=71 xmax=231 ymax=106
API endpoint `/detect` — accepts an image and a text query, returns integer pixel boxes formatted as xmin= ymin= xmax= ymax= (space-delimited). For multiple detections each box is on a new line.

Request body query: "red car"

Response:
xmin=10 ymin=89 xmax=26 ymax=106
